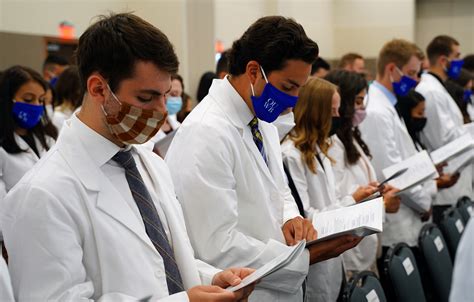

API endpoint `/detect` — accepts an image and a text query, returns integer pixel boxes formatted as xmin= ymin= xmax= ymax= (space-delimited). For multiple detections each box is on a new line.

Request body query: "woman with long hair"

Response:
xmin=325 ymin=70 xmax=401 ymax=276
xmin=0 ymin=65 xmax=57 ymax=202
xmin=281 ymin=77 xmax=375 ymax=301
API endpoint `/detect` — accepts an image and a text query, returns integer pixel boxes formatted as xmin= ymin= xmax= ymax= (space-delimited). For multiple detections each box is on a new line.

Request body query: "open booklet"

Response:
xmin=430 ymin=133 xmax=474 ymax=166
xmin=226 ymin=240 xmax=307 ymax=292
xmin=382 ymin=150 xmax=438 ymax=193
xmin=305 ymin=197 xmax=384 ymax=247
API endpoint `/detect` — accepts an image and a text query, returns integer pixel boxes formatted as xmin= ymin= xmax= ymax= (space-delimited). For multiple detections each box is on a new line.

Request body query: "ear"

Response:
xmin=87 ymin=73 xmax=107 ymax=103
xmin=246 ymin=60 xmax=260 ymax=85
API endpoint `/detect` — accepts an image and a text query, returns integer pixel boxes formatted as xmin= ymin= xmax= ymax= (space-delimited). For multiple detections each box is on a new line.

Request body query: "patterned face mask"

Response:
xmin=102 ymin=85 xmax=167 ymax=145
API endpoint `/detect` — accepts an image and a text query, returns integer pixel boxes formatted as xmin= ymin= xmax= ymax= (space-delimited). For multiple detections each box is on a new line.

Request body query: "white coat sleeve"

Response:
xmin=360 ymin=112 xmax=431 ymax=213
xmin=450 ymin=220 xmax=474 ymax=302
xmin=166 ymin=125 xmax=309 ymax=294
xmin=420 ymin=90 xmax=464 ymax=150
xmin=0 ymin=184 xmax=191 ymax=302
xmin=0 ymin=257 xmax=14 ymax=302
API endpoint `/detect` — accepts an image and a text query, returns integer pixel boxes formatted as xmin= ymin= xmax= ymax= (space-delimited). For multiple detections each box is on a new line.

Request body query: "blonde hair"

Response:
xmin=289 ymin=77 xmax=337 ymax=174
xmin=377 ymin=39 xmax=419 ymax=76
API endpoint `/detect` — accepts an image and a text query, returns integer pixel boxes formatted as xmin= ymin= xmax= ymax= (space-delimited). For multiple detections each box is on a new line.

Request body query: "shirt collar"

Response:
xmin=221 ymin=76 xmax=255 ymax=127
xmin=372 ymin=80 xmax=398 ymax=106
xmin=70 ymin=113 xmax=131 ymax=168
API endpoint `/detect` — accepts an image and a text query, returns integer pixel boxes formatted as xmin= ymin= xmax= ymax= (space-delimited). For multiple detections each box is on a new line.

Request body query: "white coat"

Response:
xmin=165 ymin=77 xmax=309 ymax=302
xmin=450 ymin=219 xmax=474 ymax=302
xmin=0 ymin=117 xmax=220 ymax=301
xmin=0 ymin=257 xmax=14 ymax=302
xmin=416 ymin=73 xmax=473 ymax=204
xmin=281 ymin=140 xmax=345 ymax=302
xmin=327 ymin=135 xmax=378 ymax=273
xmin=0 ymin=133 xmax=54 ymax=203
xmin=359 ymin=82 xmax=432 ymax=247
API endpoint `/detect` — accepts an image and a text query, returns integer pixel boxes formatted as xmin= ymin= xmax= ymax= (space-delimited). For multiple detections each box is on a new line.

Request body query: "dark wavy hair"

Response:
xmin=325 ymin=70 xmax=371 ymax=164
xmin=228 ymin=16 xmax=319 ymax=76
xmin=0 ymin=65 xmax=57 ymax=154
xmin=395 ymin=90 xmax=426 ymax=148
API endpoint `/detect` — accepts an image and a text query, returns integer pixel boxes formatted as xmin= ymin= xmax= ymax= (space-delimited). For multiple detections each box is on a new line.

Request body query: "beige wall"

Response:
xmin=416 ymin=0 xmax=474 ymax=57
xmin=1 ymin=0 xmax=474 ymax=96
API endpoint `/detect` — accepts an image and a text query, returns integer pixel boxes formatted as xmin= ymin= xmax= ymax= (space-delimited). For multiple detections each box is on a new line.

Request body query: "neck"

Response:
xmin=15 ymin=127 xmax=28 ymax=136
xmin=76 ymin=96 xmax=125 ymax=148
xmin=228 ymin=75 xmax=256 ymax=116
xmin=428 ymin=66 xmax=447 ymax=82
xmin=375 ymin=74 xmax=394 ymax=94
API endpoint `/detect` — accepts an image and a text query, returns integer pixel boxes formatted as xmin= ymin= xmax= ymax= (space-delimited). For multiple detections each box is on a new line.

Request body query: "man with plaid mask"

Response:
xmin=0 ymin=13 xmax=256 ymax=301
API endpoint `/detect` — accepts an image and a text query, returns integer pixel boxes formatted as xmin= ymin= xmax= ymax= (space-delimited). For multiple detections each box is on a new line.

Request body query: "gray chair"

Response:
xmin=419 ymin=223 xmax=452 ymax=302
xmin=383 ymin=243 xmax=426 ymax=302
xmin=456 ymin=196 xmax=473 ymax=224
xmin=439 ymin=208 xmax=465 ymax=259
xmin=343 ymin=271 xmax=387 ymax=302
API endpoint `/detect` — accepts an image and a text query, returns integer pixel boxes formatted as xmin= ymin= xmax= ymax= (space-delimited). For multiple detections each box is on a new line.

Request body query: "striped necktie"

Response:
xmin=249 ymin=117 xmax=268 ymax=164
xmin=112 ymin=150 xmax=184 ymax=295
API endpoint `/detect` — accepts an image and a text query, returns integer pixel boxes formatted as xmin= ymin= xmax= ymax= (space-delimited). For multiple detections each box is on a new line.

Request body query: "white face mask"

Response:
xmin=45 ymin=104 xmax=54 ymax=118
xmin=273 ymin=111 xmax=295 ymax=141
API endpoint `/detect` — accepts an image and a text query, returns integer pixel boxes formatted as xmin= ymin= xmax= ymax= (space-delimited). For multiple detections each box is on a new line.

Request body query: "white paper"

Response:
xmin=455 ymin=219 xmax=464 ymax=234
xmin=382 ymin=150 xmax=438 ymax=192
xmin=226 ymin=240 xmax=306 ymax=292
xmin=430 ymin=134 xmax=474 ymax=165
xmin=366 ymin=289 xmax=380 ymax=302
xmin=306 ymin=198 xmax=383 ymax=246
xmin=443 ymin=148 xmax=474 ymax=174
xmin=434 ymin=236 xmax=444 ymax=252
xmin=402 ymin=257 xmax=414 ymax=276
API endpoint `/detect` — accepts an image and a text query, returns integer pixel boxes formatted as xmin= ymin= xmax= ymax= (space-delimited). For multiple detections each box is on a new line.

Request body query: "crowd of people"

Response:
xmin=0 ymin=12 xmax=473 ymax=302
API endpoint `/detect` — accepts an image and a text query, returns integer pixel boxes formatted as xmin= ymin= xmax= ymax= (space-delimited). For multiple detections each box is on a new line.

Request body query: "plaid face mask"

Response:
xmin=102 ymin=85 xmax=167 ymax=145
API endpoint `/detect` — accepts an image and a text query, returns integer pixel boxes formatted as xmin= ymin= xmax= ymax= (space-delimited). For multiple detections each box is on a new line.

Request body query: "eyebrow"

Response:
xmin=138 ymin=86 xmax=172 ymax=96
xmin=286 ymin=79 xmax=301 ymax=88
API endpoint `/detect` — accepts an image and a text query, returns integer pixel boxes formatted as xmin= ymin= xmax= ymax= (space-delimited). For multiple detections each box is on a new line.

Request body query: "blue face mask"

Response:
xmin=463 ymin=90 xmax=472 ymax=104
xmin=446 ymin=59 xmax=464 ymax=79
xmin=250 ymin=66 xmax=298 ymax=123
xmin=166 ymin=96 xmax=183 ymax=115
xmin=392 ymin=68 xmax=418 ymax=97
xmin=12 ymin=101 xmax=44 ymax=129
xmin=49 ymin=76 xmax=59 ymax=88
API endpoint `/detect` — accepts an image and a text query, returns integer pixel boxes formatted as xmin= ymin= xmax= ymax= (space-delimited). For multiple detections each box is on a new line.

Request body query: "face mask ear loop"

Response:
xmin=260 ymin=65 xmax=269 ymax=83
xmin=250 ymin=83 xmax=256 ymax=97
xmin=395 ymin=66 xmax=404 ymax=77
xmin=102 ymin=83 xmax=122 ymax=117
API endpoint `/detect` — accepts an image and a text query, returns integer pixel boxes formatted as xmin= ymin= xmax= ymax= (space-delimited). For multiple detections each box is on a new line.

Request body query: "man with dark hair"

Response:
xmin=416 ymin=35 xmax=473 ymax=223
xmin=464 ymin=54 xmax=474 ymax=73
xmin=166 ymin=16 xmax=361 ymax=301
xmin=42 ymin=54 xmax=69 ymax=84
xmin=311 ymin=57 xmax=331 ymax=78
xmin=216 ymin=50 xmax=230 ymax=79
xmin=338 ymin=52 xmax=365 ymax=74
xmin=0 ymin=13 xmax=256 ymax=301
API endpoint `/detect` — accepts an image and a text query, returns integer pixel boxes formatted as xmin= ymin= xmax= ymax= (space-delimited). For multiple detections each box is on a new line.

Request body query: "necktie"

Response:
xmin=112 ymin=150 xmax=184 ymax=294
xmin=249 ymin=117 xmax=268 ymax=164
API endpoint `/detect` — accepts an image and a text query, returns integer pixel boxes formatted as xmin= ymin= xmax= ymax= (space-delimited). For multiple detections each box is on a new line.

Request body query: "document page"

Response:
xmin=430 ymin=134 xmax=474 ymax=165
xmin=305 ymin=197 xmax=384 ymax=247
xmin=382 ymin=150 xmax=438 ymax=192
xmin=226 ymin=240 xmax=306 ymax=292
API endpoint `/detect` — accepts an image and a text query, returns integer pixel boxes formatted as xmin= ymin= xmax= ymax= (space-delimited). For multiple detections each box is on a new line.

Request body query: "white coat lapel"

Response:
xmin=136 ymin=147 xmax=202 ymax=288
xmin=56 ymin=122 xmax=158 ymax=254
